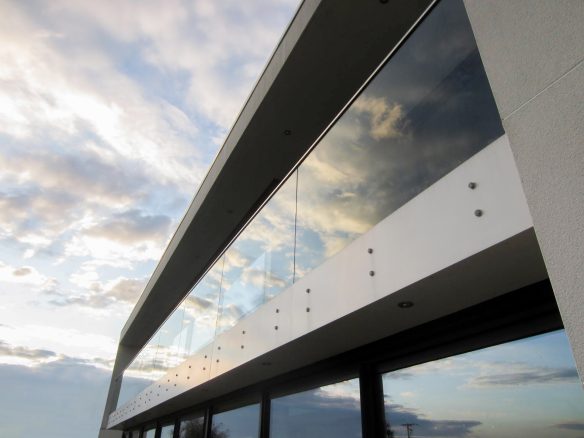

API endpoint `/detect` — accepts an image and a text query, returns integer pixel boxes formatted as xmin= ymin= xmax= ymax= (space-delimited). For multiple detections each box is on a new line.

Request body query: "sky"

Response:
xmin=2 ymin=1 xmax=583 ymax=437
xmin=0 ymin=0 xmax=299 ymax=436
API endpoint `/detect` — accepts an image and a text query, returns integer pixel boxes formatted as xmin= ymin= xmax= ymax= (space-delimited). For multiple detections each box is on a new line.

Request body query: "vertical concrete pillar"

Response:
xmin=99 ymin=344 xmax=139 ymax=436
xmin=463 ymin=0 xmax=584 ymax=379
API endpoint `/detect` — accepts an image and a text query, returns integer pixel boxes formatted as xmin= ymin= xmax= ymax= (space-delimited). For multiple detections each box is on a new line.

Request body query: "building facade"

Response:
xmin=100 ymin=0 xmax=584 ymax=437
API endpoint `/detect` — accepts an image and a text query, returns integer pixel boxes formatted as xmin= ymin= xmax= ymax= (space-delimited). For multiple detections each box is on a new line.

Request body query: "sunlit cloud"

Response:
xmin=352 ymin=96 xmax=405 ymax=140
xmin=0 ymin=340 xmax=57 ymax=366
xmin=0 ymin=262 xmax=49 ymax=287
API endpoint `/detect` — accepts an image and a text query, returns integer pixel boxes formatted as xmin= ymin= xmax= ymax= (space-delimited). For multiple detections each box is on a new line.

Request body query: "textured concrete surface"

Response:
xmin=465 ymin=0 xmax=584 ymax=380
xmin=503 ymin=62 xmax=584 ymax=379
xmin=464 ymin=0 xmax=584 ymax=118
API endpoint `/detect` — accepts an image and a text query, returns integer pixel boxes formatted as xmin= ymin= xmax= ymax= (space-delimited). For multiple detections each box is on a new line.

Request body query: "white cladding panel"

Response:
xmin=109 ymin=136 xmax=537 ymax=427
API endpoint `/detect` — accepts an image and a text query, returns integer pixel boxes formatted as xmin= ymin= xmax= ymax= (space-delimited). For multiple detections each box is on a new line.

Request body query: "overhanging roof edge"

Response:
xmin=119 ymin=0 xmax=318 ymax=345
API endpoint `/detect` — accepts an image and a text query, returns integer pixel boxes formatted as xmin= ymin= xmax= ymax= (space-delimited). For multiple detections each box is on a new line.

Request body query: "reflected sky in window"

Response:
xmin=383 ymin=330 xmax=584 ymax=438
xmin=217 ymin=174 xmax=297 ymax=333
xmin=212 ymin=403 xmax=260 ymax=438
xmin=182 ymin=262 xmax=224 ymax=354
xmin=271 ymin=378 xmax=362 ymax=438
xmin=295 ymin=0 xmax=503 ymax=278
xmin=160 ymin=424 xmax=175 ymax=438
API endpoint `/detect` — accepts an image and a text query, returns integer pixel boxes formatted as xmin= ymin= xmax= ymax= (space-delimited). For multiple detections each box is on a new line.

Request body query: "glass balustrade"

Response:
xmin=116 ymin=0 xmax=505 ymax=410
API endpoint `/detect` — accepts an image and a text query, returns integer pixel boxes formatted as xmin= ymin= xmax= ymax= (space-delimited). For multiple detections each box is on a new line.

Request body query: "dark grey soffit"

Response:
xmin=120 ymin=0 xmax=434 ymax=350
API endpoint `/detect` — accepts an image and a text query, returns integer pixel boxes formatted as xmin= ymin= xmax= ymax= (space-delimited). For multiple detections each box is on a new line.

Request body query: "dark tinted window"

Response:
xmin=212 ymin=403 xmax=260 ymax=438
xmin=271 ymin=378 xmax=362 ymax=438
xmin=179 ymin=413 xmax=205 ymax=438
xmin=382 ymin=330 xmax=584 ymax=438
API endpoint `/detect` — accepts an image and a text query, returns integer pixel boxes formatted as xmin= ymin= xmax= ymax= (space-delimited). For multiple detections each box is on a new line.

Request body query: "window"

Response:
xmin=160 ymin=423 xmax=175 ymax=438
xmin=179 ymin=412 xmax=205 ymax=438
xmin=211 ymin=403 xmax=260 ymax=438
xmin=270 ymin=378 xmax=362 ymax=438
xmin=143 ymin=428 xmax=156 ymax=438
xmin=382 ymin=330 xmax=584 ymax=438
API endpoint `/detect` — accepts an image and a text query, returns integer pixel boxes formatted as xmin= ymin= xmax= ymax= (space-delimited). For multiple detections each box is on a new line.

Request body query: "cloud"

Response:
xmin=48 ymin=276 xmax=147 ymax=309
xmin=186 ymin=294 xmax=215 ymax=311
xmin=386 ymin=402 xmax=481 ymax=437
xmin=44 ymin=0 xmax=299 ymax=129
xmin=0 ymin=325 xmax=117 ymax=365
xmin=554 ymin=422 xmax=584 ymax=431
xmin=12 ymin=267 xmax=32 ymax=276
xmin=269 ymin=380 xmax=480 ymax=438
xmin=0 ymin=261 xmax=53 ymax=289
xmin=0 ymin=340 xmax=57 ymax=362
xmin=0 ymin=339 xmax=113 ymax=371
xmin=352 ymin=96 xmax=405 ymax=140
xmin=84 ymin=209 xmax=172 ymax=245
xmin=468 ymin=365 xmax=580 ymax=387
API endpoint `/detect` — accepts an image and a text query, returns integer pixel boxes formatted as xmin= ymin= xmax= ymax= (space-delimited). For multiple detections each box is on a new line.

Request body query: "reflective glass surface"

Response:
xmin=183 ymin=262 xmax=223 ymax=355
xmin=179 ymin=413 xmax=205 ymax=438
xmin=271 ymin=378 xmax=362 ymax=438
xmin=160 ymin=424 xmax=175 ymax=438
xmin=117 ymin=340 xmax=162 ymax=407
xmin=155 ymin=308 xmax=188 ymax=372
xmin=117 ymin=0 xmax=506 ymax=411
xmin=143 ymin=429 xmax=156 ymax=438
xmin=217 ymin=175 xmax=297 ymax=333
xmin=212 ymin=403 xmax=260 ymax=438
xmin=295 ymin=0 xmax=503 ymax=278
xmin=382 ymin=330 xmax=584 ymax=438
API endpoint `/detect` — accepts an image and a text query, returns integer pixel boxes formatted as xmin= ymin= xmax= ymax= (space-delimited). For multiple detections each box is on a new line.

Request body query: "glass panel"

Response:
xmin=179 ymin=413 xmax=206 ymax=438
xmin=183 ymin=261 xmax=224 ymax=356
xmin=294 ymin=0 xmax=504 ymax=280
xmin=117 ymin=336 xmax=163 ymax=408
xmin=131 ymin=430 xmax=140 ymax=438
xmin=143 ymin=429 xmax=156 ymax=438
xmin=271 ymin=378 xmax=362 ymax=438
xmin=217 ymin=175 xmax=297 ymax=333
xmin=212 ymin=403 xmax=260 ymax=438
xmin=154 ymin=306 xmax=187 ymax=371
xmin=382 ymin=330 xmax=584 ymax=438
xmin=160 ymin=424 xmax=175 ymax=438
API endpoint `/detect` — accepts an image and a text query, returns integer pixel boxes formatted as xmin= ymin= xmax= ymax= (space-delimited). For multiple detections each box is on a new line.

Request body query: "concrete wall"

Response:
xmin=464 ymin=0 xmax=584 ymax=380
